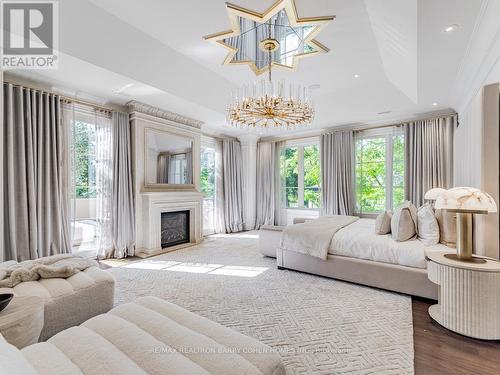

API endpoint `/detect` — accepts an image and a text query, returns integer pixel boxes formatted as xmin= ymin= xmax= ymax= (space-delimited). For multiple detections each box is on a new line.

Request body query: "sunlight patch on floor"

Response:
xmin=121 ymin=259 xmax=268 ymax=277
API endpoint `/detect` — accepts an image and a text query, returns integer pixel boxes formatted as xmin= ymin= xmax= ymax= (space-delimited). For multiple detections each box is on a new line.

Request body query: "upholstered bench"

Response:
xmin=1 ymin=296 xmax=286 ymax=375
xmin=259 ymin=218 xmax=313 ymax=258
xmin=0 ymin=266 xmax=115 ymax=341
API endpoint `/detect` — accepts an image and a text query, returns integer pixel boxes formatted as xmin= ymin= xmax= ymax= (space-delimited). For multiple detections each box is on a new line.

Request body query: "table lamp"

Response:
xmin=425 ymin=187 xmax=497 ymax=263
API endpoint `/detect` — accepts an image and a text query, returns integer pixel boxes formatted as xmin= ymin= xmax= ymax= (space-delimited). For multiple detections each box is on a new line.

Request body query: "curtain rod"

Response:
xmin=259 ymin=110 xmax=458 ymax=143
xmin=327 ymin=111 xmax=458 ymax=134
xmin=3 ymin=80 xmax=118 ymax=113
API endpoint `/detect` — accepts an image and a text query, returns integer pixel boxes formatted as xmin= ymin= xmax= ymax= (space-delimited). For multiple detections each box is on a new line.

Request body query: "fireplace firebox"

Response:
xmin=161 ymin=210 xmax=190 ymax=248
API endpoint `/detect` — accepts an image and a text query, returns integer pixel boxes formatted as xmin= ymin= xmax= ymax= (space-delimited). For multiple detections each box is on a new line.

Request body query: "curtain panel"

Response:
xmin=222 ymin=139 xmax=244 ymax=233
xmin=320 ymin=130 xmax=355 ymax=216
xmin=105 ymin=111 xmax=135 ymax=259
xmin=255 ymin=141 xmax=285 ymax=228
xmin=157 ymin=152 xmax=170 ymax=183
xmin=3 ymin=83 xmax=71 ymax=261
xmin=404 ymin=115 xmax=456 ymax=207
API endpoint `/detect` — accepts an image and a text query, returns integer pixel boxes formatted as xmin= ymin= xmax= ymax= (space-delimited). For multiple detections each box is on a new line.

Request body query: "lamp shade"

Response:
xmin=424 ymin=188 xmax=447 ymax=200
xmin=432 ymin=187 xmax=497 ymax=213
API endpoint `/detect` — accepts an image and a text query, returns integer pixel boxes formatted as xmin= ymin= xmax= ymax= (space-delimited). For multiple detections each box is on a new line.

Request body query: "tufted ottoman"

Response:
xmin=12 ymin=296 xmax=286 ymax=375
xmin=1 ymin=266 xmax=115 ymax=341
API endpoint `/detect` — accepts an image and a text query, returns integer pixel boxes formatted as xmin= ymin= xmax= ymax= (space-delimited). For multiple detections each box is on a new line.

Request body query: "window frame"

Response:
xmin=281 ymin=137 xmax=320 ymax=210
xmin=354 ymin=127 xmax=404 ymax=215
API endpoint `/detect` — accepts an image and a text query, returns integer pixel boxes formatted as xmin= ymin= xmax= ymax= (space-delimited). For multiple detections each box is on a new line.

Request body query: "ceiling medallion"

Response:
xmin=205 ymin=0 xmax=334 ymax=130
xmin=204 ymin=0 xmax=335 ymax=75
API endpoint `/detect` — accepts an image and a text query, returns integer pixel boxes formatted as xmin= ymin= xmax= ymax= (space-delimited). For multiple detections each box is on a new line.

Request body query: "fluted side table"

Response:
xmin=426 ymin=250 xmax=500 ymax=340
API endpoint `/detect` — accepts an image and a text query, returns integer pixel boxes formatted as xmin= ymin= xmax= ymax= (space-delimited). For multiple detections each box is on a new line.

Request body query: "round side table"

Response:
xmin=0 ymin=296 xmax=44 ymax=349
xmin=426 ymin=250 xmax=500 ymax=340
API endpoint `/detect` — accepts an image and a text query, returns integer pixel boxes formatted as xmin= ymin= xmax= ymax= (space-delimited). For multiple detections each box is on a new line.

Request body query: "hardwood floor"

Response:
xmin=412 ymin=298 xmax=500 ymax=375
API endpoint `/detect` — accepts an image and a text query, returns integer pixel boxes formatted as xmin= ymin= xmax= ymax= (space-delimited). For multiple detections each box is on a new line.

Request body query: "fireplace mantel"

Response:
xmin=130 ymin=107 xmax=205 ymax=258
xmin=135 ymin=191 xmax=204 ymax=258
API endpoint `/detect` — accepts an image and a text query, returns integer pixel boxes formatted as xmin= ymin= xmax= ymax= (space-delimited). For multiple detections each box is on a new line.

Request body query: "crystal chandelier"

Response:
xmin=226 ymin=22 xmax=314 ymax=130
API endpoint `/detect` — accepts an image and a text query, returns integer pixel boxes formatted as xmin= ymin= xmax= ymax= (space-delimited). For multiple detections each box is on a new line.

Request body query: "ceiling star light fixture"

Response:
xmin=204 ymin=0 xmax=335 ymax=75
xmin=204 ymin=0 xmax=334 ymax=129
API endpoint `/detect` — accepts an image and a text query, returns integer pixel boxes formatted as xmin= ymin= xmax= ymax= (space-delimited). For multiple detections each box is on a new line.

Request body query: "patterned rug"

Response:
xmin=109 ymin=232 xmax=414 ymax=374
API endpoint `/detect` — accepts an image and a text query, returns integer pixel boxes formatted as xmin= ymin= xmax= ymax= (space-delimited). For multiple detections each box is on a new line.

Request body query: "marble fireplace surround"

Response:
xmin=135 ymin=191 xmax=203 ymax=258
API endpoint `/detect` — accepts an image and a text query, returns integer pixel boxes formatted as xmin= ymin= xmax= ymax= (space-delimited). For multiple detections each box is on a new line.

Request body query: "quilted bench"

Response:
xmin=0 ymin=266 xmax=115 ymax=341
xmin=1 ymin=296 xmax=285 ymax=375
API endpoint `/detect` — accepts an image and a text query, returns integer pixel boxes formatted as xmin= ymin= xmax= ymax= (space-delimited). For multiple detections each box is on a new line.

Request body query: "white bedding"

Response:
xmin=329 ymin=218 xmax=449 ymax=269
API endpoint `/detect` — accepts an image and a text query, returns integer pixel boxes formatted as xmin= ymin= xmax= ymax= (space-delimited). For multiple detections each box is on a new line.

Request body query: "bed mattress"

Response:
xmin=329 ymin=218 xmax=450 ymax=269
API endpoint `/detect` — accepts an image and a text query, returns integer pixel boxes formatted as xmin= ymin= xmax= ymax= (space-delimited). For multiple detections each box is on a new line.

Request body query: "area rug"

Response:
xmin=109 ymin=232 xmax=414 ymax=374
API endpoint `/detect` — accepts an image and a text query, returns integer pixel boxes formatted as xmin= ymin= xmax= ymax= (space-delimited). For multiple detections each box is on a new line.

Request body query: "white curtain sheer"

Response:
xmin=214 ymin=139 xmax=226 ymax=233
xmin=63 ymin=103 xmax=113 ymax=257
xmin=255 ymin=141 xmax=285 ymax=228
xmin=95 ymin=111 xmax=114 ymax=256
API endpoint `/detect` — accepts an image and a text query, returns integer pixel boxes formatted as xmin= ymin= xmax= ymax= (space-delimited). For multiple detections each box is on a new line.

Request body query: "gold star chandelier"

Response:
xmin=204 ymin=0 xmax=334 ymax=129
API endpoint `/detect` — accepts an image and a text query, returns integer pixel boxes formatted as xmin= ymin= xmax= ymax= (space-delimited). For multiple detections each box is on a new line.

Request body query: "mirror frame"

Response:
xmin=143 ymin=127 xmax=197 ymax=191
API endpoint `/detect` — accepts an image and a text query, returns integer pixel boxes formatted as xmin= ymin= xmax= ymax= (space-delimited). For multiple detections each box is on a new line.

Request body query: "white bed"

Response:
xmin=330 ymin=218 xmax=449 ymax=269
xmin=259 ymin=217 xmax=449 ymax=299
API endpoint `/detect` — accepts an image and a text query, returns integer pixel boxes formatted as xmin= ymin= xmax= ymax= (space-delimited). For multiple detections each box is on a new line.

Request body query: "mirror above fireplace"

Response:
xmin=144 ymin=128 xmax=194 ymax=189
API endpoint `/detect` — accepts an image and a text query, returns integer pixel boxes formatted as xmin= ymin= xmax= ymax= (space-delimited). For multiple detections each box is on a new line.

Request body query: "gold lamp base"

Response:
xmin=446 ymin=211 xmax=487 ymax=264
xmin=444 ymin=253 xmax=487 ymax=264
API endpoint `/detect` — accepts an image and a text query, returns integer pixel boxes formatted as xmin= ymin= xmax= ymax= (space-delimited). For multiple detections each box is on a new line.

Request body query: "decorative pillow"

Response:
xmin=435 ymin=209 xmax=457 ymax=248
xmin=375 ymin=211 xmax=392 ymax=234
xmin=417 ymin=204 xmax=440 ymax=246
xmin=0 ymin=335 xmax=38 ymax=375
xmin=391 ymin=201 xmax=418 ymax=241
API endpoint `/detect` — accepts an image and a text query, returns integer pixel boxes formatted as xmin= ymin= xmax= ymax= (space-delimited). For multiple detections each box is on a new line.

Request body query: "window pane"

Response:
xmin=286 ymin=187 xmax=299 ymax=208
xmin=74 ymin=121 xmax=97 ymax=199
xmin=281 ymin=147 xmax=298 ymax=208
xmin=200 ymin=147 xmax=215 ymax=199
xmin=392 ymin=134 xmax=405 ymax=209
xmin=355 ymin=137 xmax=386 ymax=213
xmin=303 ymin=145 xmax=320 ymax=208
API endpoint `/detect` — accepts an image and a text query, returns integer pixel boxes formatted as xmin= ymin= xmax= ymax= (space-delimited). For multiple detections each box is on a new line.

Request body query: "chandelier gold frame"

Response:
xmin=203 ymin=0 xmax=335 ymax=76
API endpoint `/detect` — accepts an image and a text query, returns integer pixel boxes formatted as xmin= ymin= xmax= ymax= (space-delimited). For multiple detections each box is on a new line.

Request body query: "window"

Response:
xmin=66 ymin=105 xmax=113 ymax=256
xmin=281 ymin=140 xmax=320 ymax=209
xmin=201 ymin=144 xmax=216 ymax=235
xmin=74 ymin=121 xmax=97 ymax=198
xmin=355 ymin=128 xmax=405 ymax=214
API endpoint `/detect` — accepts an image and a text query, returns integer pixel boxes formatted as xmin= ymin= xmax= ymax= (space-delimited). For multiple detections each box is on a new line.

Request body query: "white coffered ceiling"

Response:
xmin=5 ymin=0 xmax=495 ymax=136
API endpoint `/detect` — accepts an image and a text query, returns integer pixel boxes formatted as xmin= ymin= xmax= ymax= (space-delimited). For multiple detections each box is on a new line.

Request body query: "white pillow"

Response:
xmin=375 ymin=211 xmax=392 ymax=234
xmin=0 ymin=335 xmax=38 ymax=375
xmin=417 ymin=204 xmax=440 ymax=246
xmin=391 ymin=201 xmax=418 ymax=241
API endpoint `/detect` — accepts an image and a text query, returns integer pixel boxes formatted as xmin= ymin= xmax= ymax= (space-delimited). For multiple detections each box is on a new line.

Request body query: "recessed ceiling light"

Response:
xmin=354 ymin=74 xmax=360 ymax=78
xmin=443 ymin=24 xmax=459 ymax=33
xmin=432 ymin=102 xmax=438 ymax=106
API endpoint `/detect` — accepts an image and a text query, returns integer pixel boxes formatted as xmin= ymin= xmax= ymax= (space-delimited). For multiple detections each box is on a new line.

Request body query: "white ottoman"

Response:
xmin=258 ymin=225 xmax=284 ymax=258
xmin=16 ymin=296 xmax=286 ymax=375
xmin=1 ymin=266 xmax=115 ymax=341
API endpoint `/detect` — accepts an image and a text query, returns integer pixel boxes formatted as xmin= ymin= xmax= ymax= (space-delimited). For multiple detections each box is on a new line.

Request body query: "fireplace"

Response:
xmin=161 ymin=210 xmax=190 ymax=248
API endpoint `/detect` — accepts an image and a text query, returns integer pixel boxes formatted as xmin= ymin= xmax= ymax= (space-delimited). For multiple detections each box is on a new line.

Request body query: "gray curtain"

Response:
xmin=255 ymin=141 xmax=285 ymax=228
xmin=222 ymin=139 xmax=244 ymax=233
xmin=157 ymin=152 xmax=170 ymax=183
xmin=3 ymin=83 xmax=71 ymax=261
xmin=106 ymin=111 xmax=135 ymax=259
xmin=185 ymin=151 xmax=193 ymax=184
xmin=405 ymin=115 xmax=455 ymax=207
xmin=320 ymin=130 xmax=355 ymax=216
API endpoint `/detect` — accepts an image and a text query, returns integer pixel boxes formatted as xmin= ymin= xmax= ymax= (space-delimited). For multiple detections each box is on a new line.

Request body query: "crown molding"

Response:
xmin=126 ymin=100 xmax=204 ymax=129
